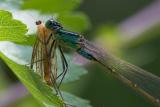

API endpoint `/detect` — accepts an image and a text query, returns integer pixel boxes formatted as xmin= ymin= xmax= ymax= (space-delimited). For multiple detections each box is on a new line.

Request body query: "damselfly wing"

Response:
xmin=82 ymin=39 xmax=160 ymax=106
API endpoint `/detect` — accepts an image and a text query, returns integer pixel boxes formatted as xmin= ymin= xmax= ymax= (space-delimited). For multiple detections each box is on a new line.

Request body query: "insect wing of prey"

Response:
xmin=31 ymin=21 xmax=58 ymax=85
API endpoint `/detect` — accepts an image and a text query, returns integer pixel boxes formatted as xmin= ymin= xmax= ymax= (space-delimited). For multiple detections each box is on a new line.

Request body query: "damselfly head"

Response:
xmin=45 ymin=19 xmax=63 ymax=31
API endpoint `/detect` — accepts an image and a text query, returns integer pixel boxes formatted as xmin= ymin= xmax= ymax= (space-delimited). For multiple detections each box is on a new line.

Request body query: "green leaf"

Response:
xmin=16 ymin=35 xmax=36 ymax=46
xmin=0 ymin=52 xmax=92 ymax=107
xmin=25 ymin=35 xmax=36 ymax=46
xmin=21 ymin=0 xmax=81 ymax=13
xmin=0 ymin=10 xmax=28 ymax=43
xmin=0 ymin=52 xmax=64 ymax=107
xmin=62 ymin=92 xmax=92 ymax=107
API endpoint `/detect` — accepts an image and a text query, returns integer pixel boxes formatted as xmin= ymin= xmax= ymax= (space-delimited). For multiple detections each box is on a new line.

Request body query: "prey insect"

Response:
xmin=44 ymin=19 xmax=160 ymax=106
xmin=30 ymin=21 xmax=70 ymax=107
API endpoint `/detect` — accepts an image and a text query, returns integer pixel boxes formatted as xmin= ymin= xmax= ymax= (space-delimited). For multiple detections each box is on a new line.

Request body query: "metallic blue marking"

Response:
xmin=56 ymin=29 xmax=80 ymax=45
xmin=77 ymin=48 xmax=94 ymax=60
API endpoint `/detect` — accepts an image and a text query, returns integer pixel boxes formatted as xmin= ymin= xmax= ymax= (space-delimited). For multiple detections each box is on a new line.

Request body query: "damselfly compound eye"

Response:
xmin=45 ymin=19 xmax=63 ymax=31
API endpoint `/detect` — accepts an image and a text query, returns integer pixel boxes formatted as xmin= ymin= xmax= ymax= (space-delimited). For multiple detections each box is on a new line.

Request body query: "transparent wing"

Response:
xmin=107 ymin=57 xmax=160 ymax=103
xmin=83 ymin=39 xmax=160 ymax=106
xmin=31 ymin=37 xmax=45 ymax=78
xmin=49 ymin=40 xmax=58 ymax=83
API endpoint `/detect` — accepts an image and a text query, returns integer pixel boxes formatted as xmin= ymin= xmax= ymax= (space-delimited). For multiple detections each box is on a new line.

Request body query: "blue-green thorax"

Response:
xmin=45 ymin=19 xmax=81 ymax=49
xmin=55 ymin=29 xmax=81 ymax=49
xmin=45 ymin=19 xmax=97 ymax=61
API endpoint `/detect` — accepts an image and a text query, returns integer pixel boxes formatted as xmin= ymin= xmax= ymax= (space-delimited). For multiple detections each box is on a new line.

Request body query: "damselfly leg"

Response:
xmin=57 ymin=46 xmax=68 ymax=88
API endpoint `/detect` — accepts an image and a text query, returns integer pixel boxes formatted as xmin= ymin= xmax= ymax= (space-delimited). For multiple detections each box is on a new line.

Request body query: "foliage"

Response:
xmin=0 ymin=7 xmax=91 ymax=107
xmin=21 ymin=0 xmax=81 ymax=13
xmin=0 ymin=52 xmax=64 ymax=107
xmin=0 ymin=10 xmax=27 ymax=43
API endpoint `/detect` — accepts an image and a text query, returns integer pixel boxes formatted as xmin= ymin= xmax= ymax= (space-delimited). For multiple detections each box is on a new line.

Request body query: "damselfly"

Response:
xmin=43 ymin=19 xmax=160 ymax=106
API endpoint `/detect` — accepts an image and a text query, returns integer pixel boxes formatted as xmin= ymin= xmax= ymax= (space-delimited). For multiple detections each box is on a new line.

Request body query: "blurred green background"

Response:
xmin=1 ymin=0 xmax=160 ymax=107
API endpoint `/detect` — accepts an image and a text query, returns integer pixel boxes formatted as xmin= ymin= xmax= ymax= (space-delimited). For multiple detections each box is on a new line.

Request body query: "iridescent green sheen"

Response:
xmin=56 ymin=29 xmax=81 ymax=49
